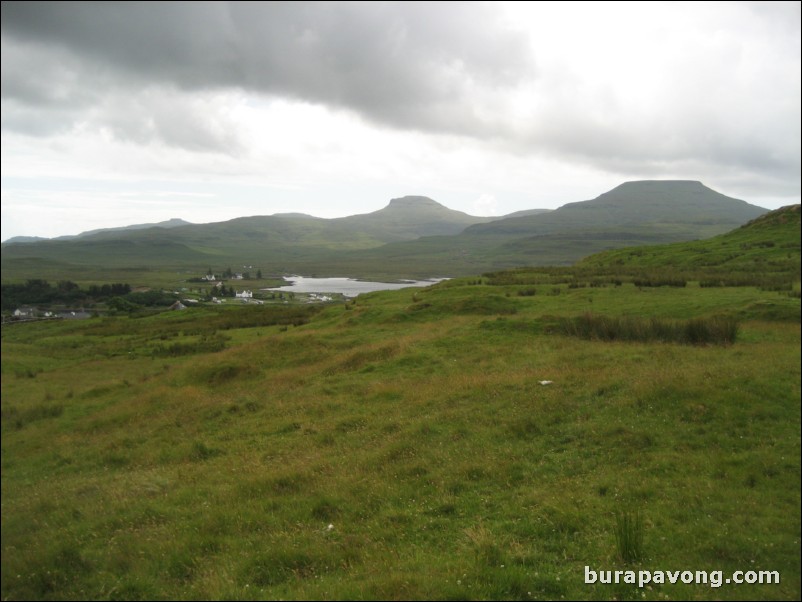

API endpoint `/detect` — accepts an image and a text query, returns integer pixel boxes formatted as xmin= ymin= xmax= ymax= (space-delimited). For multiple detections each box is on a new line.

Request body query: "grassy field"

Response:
xmin=2 ymin=274 xmax=799 ymax=600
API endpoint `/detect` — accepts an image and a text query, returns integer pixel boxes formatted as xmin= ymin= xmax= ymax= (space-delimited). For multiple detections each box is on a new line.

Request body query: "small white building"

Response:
xmin=235 ymin=290 xmax=253 ymax=299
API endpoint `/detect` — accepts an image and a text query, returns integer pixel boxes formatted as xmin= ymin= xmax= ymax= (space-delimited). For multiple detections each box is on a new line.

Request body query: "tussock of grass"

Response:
xmin=552 ymin=312 xmax=738 ymax=345
xmin=2 ymin=403 xmax=63 ymax=430
xmin=614 ymin=509 xmax=645 ymax=564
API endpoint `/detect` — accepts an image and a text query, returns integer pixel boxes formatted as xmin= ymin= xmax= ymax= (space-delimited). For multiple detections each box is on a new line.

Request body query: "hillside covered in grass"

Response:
xmin=2 ymin=254 xmax=800 ymax=600
xmin=484 ymin=204 xmax=800 ymax=302
xmin=580 ymin=204 xmax=801 ymax=274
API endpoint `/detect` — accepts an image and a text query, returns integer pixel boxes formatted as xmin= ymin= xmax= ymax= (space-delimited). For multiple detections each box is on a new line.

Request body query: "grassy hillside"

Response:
xmin=479 ymin=205 xmax=800 ymax=301
xmin=580 ymin=204 xmax=801 ymax=271
xmin=0 ymin=196 xmax=495 ymax=275
xmin=2 ymin=270 xmax=800 ymax=600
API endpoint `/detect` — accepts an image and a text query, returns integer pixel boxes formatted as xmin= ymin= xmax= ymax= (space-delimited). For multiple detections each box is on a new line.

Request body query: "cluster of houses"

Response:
xmin=204 ymin=293 xmax=262 ymax=305
xmin=8 ymin=270 xmax=267 ymax=319
xmin=202 ymin=272 xmax=246 ymax=282
xmin=10 ymin=308 xmax=92 ymax=321
xmin=200 ymin=270 xmax=261 ymax=304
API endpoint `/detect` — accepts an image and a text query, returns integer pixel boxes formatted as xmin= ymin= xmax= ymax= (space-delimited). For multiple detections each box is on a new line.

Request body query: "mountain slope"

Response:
xmin=3 ymin=219 xmax=195 ymax=245
xmin=68 ymin=218 xmax=193 ymax=240
xmin=347 ymin=181 xmax=769 ymax=275
xmin=0 ymin=197 xmax=498 ymax=272
xmin=330 ymin=196 xmax=498 ymax=241
xmin=0 ymin=182 xmax=770 ymax=279
xmin=578 ymin=204 xmax=801 ymax=272
xmin=466 ymin=180 xmax=764 ymax=237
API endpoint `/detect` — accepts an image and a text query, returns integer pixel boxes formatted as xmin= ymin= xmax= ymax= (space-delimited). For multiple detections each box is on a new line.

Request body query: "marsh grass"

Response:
xmin=553 ymin=313 xmax=739 ymax=345
xmin=614 ymin=509 xmax=645 ymax=564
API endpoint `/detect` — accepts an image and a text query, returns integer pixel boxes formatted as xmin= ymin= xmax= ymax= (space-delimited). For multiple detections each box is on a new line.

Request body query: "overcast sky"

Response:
xmin=2 ymin=1 xmax=800 ymax=240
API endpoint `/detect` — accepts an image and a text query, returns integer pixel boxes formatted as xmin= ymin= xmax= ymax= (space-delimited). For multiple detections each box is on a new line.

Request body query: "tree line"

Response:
xmin=1 ymin=279 xmax=134 ymax=310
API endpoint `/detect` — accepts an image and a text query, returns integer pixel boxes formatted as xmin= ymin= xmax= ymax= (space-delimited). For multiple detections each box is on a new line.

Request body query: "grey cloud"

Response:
xmin=0 ymin=36 xmax=99 ymax=108
xmin=93 ymin=88 xmax=245 ymax=154
xmin=1 ymin=100 xmax=78 ymax=136
xmin=510 ymin=2 xmax=800 ymax=191
xmin=528 ymin=107 xmax=799 ymax=179
xmin=1 ymin=0 xmax=798 ymax=198
xmin=1 ymin=1 xmax=534 ymax=137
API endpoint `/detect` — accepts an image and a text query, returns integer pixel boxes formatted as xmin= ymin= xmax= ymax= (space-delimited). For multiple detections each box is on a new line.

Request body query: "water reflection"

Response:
xmin=262 ymin=276 xmax=444 ymax=298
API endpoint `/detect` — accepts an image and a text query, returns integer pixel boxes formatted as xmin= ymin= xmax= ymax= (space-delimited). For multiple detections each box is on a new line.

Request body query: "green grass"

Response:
xmin=2 ymin=274 xmax=800 ymax=600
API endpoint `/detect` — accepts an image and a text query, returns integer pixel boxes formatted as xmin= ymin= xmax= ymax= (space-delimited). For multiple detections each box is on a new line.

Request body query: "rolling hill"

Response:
xmin=4 ymin=218 xmax=194 ymax=245
xmin=466 ymin=180 xmax=764 ymax=237
xmin=0 ymin=196 xmax=504 ymax=270
xmin=579 ymin=203 xmax=800 ymax=270
xmin=0 ymin=182 xmax=768 ymax=280
xmin=338 ymin=181 xmax=769 ymax=276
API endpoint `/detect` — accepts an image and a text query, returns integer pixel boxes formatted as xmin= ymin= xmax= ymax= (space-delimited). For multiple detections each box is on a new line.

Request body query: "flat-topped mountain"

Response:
xmin=0 ymin=181 xmax=771 ymax=279
xmin=340 ymin=181 xmax=769 ymax=275
xmin=388 ymin=196 xmax=443 ymax=208
xmin=465 ymin=180 xmax=764 ymax=237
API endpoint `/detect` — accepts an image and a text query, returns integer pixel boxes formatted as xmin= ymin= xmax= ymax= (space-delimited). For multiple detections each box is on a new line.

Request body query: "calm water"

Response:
xmin=263 ymin=276 xmax=444 ymax=298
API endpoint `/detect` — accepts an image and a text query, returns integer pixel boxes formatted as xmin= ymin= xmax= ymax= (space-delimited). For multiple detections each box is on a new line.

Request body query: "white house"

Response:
xmin=235 ymin=290 xmax=253 ymax=299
